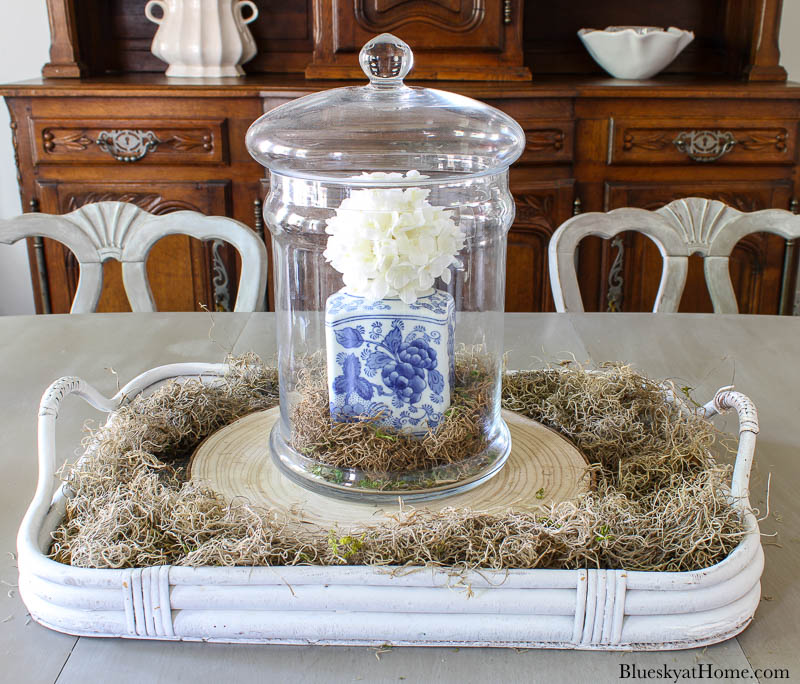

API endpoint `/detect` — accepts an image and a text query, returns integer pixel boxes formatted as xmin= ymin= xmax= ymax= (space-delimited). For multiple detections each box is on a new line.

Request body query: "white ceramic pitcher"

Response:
xmin=145 ymin=0 xmax=259 ymax=77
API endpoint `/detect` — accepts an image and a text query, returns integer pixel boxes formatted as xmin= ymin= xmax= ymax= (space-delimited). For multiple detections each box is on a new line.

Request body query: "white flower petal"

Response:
xmin=324 ymin=170 xmax=465 ymax=304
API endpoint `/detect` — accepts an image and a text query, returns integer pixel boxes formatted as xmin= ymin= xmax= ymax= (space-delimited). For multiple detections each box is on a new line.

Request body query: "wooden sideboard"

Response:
xmin=2 ymin=0 xmax=799 ymax=314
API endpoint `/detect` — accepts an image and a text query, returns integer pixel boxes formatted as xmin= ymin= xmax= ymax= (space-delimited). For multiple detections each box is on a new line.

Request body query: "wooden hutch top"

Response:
xmin=3 ymin=0 xmax=800 ymax=317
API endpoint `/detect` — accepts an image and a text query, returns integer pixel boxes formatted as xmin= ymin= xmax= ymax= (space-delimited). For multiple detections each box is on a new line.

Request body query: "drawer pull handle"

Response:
xmin=672 ymin=130 xmax=737 ymax=162
xmin=96 ymin=130 xmax=160 ymax=162
xmin=504 ymin=0 xmax=512 ymax=24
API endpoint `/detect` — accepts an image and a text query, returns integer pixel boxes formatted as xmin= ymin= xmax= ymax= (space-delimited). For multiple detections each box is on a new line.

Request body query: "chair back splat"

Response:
xmin=0 ymin=201 xmax=268 ymax=313
xmin=548 ymin=197 xmax=800 ymax=313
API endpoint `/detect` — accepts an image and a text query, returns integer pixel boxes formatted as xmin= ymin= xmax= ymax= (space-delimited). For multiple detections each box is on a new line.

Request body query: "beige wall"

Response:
xmin=0 ymin=6 xmax=799 ymax=314
xmin=0 ymin=2 xmax=49 ymax=314
xmin=780 ymin=1 xmax=800 ymax=78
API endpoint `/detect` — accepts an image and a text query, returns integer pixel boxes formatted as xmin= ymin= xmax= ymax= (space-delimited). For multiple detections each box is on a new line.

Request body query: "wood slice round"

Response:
xmin=189 ymin=408 xmax=590 ymax=529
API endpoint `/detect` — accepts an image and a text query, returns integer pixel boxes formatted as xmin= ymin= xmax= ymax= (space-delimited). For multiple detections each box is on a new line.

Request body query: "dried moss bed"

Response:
xmin=50 ymin=355 xmax=746 ymax=572
xmin=289 ymin=350 xmax=495 ymax=487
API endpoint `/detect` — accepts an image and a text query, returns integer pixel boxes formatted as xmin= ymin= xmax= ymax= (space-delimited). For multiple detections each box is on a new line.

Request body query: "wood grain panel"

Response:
xmin=31 ymin=118 xmax=227 ymax=166
xmin=517 ymin=119 xmax=574 ymax=165
xmin=306 ymin=0 xmax=529 ymax=80
xmin=609 ymin=118 xmax=796 ymax=166
xmin=506 ymin=177 xmax=574 ymax=312
xmin=344 ymin=0 xmax=498 ymax=50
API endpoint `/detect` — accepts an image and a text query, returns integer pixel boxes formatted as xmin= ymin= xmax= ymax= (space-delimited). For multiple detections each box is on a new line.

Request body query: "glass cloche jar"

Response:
xmin=246 ymin=33 xmax=525 ymax=502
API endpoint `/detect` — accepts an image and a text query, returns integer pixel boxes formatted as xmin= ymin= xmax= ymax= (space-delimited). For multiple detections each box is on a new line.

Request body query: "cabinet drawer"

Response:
xmin=609 ymin=118 xmax=796 ymax=165
xmin=518 ymin=119 xmax=574 ymax=164
xmin=31 ymin=118 xmax=228 ymax=166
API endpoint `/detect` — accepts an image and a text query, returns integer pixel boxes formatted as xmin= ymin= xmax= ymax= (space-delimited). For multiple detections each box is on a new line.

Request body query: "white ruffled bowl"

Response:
xmin=578 ymin=26 xmax=694 ymax=80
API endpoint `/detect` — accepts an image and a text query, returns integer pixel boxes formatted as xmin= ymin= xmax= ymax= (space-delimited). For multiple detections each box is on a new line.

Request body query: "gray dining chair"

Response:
xmin=548 ymin=197 xmax=800 ymax=313
xmin=0 ymin=201 xmax=268 ymax=312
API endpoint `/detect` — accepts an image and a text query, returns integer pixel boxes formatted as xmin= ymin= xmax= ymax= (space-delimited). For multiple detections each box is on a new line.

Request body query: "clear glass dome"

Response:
xmin=247 ymin=33 xmax=525 ymax=502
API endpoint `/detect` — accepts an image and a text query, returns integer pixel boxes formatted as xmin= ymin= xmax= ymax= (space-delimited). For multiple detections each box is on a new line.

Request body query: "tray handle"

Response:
xmin=20 ymin=363 xmax=228 ymax=563
xmin=36 ymin=363 xmax=230 ymax=496
xmin=36 ymin=377 xmax=118 ymax=514
xmin=714 ymin=388 xmax=759 ymax=501
xmin=39 ymin=376 xmax=118 ymax=419
xmin=700 ymin=387 xmax=759 ymax=501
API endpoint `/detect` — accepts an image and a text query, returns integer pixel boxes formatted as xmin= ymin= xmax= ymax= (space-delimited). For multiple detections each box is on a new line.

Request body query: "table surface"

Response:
xmin=1 ymin=312 xmax=797 ymax=684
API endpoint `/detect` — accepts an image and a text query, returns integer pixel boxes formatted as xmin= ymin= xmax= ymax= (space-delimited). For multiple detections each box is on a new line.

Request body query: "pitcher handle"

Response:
xmin=236 ymin=0 xmax=259 ymax=24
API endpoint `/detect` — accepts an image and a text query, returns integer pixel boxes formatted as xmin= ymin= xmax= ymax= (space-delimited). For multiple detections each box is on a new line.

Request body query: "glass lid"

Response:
xmin=246 ymin=34 xmax=526 ymax=184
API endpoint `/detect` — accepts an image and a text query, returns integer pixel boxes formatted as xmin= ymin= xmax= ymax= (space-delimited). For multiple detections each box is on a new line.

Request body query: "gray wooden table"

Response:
xmin=1 ymin=312 xmax=797 ymax=684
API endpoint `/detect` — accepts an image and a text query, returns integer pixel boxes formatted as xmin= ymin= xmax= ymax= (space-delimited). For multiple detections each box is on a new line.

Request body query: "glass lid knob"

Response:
xmin=359 ymin=33 xmax=414 ymax=87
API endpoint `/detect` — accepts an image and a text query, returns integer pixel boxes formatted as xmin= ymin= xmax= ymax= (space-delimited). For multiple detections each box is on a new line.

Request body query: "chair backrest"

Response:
xmin=548 ymin=197 xmax=800 ymax=313
xmin=0 ymin=201 xmax=268 ymax=312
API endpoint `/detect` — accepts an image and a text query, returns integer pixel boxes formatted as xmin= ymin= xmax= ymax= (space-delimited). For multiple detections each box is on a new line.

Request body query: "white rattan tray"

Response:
xmin=18 ymin=363 xmax=762 ymax=650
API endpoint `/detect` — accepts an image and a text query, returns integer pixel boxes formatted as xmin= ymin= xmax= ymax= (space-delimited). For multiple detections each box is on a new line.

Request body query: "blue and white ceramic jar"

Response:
xmin=325 ymin=289 xmax=455 ymax=435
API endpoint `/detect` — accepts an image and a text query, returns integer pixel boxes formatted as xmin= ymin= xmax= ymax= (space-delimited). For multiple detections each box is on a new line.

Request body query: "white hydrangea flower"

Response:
xmin=323 ymin=170 xmax=465 ymax=304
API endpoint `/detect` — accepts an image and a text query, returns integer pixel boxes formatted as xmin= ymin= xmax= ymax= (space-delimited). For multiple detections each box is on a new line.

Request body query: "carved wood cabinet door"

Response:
xmin=306 ymin=0 xmax=528 ymax=80
xmin=506 ymin=176 xmax=575 ymax=312
xmin=590 ymin=181 xmax=795 ymax=314
xmin=33 ymin=180 xmax=236 ymax=314
xmin=346 ymin=0 xmax=502 ymax=50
